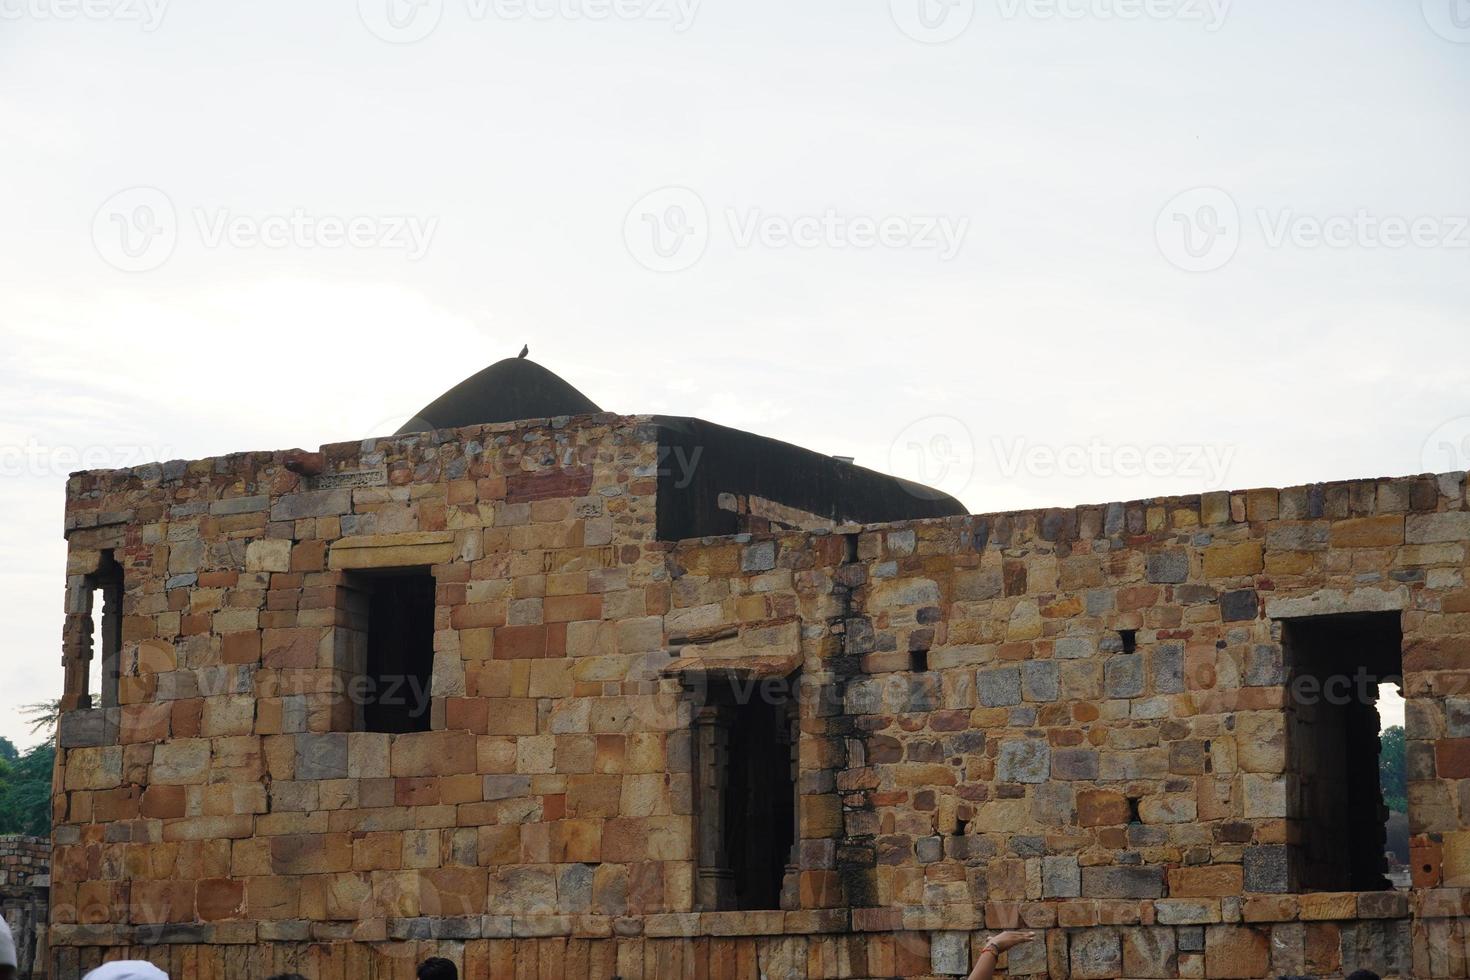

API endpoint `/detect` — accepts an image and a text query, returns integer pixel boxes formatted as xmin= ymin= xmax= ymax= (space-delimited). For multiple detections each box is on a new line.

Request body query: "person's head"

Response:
xmin=82 ymin=964 xmax=170 ymax=980
xmin=417 ymin=957 xmax=458 ymax=980
xmin=1345 ymin=972 xmax=1381 ymax=980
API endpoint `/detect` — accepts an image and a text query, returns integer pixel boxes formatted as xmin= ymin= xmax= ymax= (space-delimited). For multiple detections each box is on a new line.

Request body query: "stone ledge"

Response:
xmin=49 ymin=896 xmax=1418 ymax=948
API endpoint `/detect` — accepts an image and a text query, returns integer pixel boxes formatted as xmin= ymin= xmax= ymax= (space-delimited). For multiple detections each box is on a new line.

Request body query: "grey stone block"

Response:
xmin=930 ymin=931 xmax=969 ymax=976
xmin=996 ymin=739 xmax=1050 ymax=784
xmin=483 ymin=775 xmax=532 ymax=800
xmin=1070 ymin=928 xmax=1122 ymax=977
xmin=741 ymin=540 xmax=776 ymax=572
xmin=1104 ymin=654 xmax=1145 ymax=698
xmin=1243 ymin=844 xmax=1290 ymax=893
xmin=1052 ymin=747 xmax=1100 ymax=780
xmin=295 ymin=732 xmax=348 ymax=780
xmin=1245 ymin=643 xmax=1285 ymax=686
xmin=1177 ymin=925 xmax=1205 ymax=952
xmin=915 ymin=836 xmax=943 ymax=863
xmin=1022 ymin=660 xmax=1059 ymax=701
xmin=1220 ymin=588 xmax=1259 ymax=622
xmin=1080 ymin=866 xmax=1164 ymax=899
xmin=270 ymin=488 xmax=351 ymax=521
xmin=1152 ymin=642 xmax=1185 ymax=694
xmin=979 ymin=666 xmax=1022 ymax=707
xmin=1042 ymin=855 xmax=1080 ymax=898
xmin=1146 ymin=550 xmax=1188 ymax=583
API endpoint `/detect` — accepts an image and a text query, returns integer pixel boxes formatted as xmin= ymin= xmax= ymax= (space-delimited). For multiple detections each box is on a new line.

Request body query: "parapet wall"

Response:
xmin=49 ymin=413 xmax=1470 ymax=978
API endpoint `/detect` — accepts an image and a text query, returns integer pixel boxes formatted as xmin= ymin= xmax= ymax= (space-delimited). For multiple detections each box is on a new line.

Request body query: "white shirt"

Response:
xmin=82 ymin=964 xmax=170 ymax=980
xmin=0 ymin=913 xmax=16 ymax=969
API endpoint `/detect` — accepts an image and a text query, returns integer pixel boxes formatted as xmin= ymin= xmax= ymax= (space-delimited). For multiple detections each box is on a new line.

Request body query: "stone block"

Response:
xmin=1070 ymin=928 xmax=1122 ymax=979
xmin=1203 ymin=925 xmax=1269 ymax=979
xmin=979 ymin=666 xmax=1022 ymax=707
xmin=1021 ymin=659 xmax=1059 ymax=701
xmin=1104 ymin=654 xmax=1144 ymax=698
xmin=996 ymin=739 xmax=1050 ymax=784
xmin=1122 ymin=926 xmax=1178 ymax=979
xmin=1042 ymin=855 xmax=1080 ymax=898
xmin=296 ymin=733 xmax=349 ymax=781
xmin=1080 ymin=866 xmax=1163 ymax=899
xmin=1243 ymin=845 xmax=1289 ymax=893
xmin=1146 ymin=550 xmax=1189 ymax=583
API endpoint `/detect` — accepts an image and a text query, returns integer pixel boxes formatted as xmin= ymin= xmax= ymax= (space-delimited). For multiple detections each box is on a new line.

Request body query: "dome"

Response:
xmin=395 ymin=358 xmax=603 ymax=435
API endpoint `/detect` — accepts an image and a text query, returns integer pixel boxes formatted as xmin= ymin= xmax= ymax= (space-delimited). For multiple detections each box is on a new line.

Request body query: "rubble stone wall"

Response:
xmin=50 ymin=413 xmax=1470 ymax=978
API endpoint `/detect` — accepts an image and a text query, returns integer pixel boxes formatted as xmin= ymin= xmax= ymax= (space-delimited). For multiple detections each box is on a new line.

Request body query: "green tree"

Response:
xmin=1380 ymin=724 xmax=1407 ymax=813
xmin=0 ymin=736 xmax=17 ymax=762
xmin=0 ymin=742 xmax=55 ymax=836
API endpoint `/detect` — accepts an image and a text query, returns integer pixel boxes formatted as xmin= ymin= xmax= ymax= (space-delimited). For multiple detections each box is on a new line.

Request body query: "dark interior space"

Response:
xmin=709 ymin=678 xmax=797 ymax=911
xmin=359 ymin=570 xmax=436 ymax=734
xmin=1283 ymin=611 xmax=1403 ymax=892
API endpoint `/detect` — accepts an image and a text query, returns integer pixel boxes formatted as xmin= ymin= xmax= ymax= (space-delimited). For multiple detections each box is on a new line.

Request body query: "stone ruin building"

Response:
xmin=49 ymin=358 xmax=1470 ymax=978
xmin=1 ymin=835 xmax=50 ymax=977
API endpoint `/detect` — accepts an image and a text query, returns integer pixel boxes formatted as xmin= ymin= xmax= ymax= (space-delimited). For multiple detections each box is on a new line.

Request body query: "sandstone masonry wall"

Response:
xmin=49 ymin=414 xmax=1470 ymax=978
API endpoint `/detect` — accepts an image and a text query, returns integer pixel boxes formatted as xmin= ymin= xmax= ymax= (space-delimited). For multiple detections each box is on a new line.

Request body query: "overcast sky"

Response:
xmin=3 ymin=0 xmax=1463 ymax=748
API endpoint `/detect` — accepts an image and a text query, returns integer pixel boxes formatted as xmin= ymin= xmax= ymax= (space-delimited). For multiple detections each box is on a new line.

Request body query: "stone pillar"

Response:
xmin=98 ymin=583 xmax=121 ymax=709
xmin=780 ymin=701 xmax=801 ymax=911
xmin=694 ymin=703 xmax=736 ymax=911
xmin=59 ymin=581 xmax=94 ymax=713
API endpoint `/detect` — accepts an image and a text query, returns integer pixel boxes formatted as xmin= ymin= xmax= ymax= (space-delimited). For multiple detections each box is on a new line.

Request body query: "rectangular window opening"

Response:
xmin=84 ymin=550 xmax=124 ymax=710
xmin=1283 ymin=611 xmax=1403 ymax=892
xmin=693 ymin=674 xmax=798 ymax=911
xmin=347 ymin=568 xmax=436 ymax=734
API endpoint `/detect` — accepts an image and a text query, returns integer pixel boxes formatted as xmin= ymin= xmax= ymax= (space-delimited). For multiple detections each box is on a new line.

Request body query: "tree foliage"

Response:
xmin=1380 ymin=724 xmax=1407 ymax=813
xmin=0 ymin=741 xmax=54 ymax=837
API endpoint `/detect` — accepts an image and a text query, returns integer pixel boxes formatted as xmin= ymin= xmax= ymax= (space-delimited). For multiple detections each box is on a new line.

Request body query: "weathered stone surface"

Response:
xmin=1042 ymin=855 xmax=1080 ymax=898
xmin=50 ymin=410 xmax=1470 ymax=972
xmin=996 ymin=739 xmax=1050 ymax=784
xmin=1081 ymin=866 xmax=1164 ymax=899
